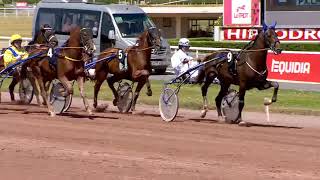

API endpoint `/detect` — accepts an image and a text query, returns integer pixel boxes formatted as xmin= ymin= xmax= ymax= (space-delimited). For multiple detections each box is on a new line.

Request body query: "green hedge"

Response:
xmin=168 ymin=39 xmax=320 ymax=52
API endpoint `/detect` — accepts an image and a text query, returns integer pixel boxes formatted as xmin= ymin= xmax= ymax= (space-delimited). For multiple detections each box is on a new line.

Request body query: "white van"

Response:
xmin=32 ymin=0 xmax=171 ymax=73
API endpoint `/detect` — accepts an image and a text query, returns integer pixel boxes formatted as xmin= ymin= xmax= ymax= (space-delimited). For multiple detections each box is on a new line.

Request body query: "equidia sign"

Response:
xmin=267 ymin=51 xmax=320 ymax=84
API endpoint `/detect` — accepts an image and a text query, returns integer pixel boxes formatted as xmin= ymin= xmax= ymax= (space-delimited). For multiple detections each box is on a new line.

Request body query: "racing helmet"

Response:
xmin=178 ymin=38 xmax=190 ymax=47
xmin=10 ymin=34 xmax=22 ymax=44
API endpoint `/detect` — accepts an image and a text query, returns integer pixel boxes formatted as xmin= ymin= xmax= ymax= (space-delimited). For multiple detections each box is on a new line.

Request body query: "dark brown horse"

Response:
xmin=93 ymin=27 xmax=161 ymax=113
xmin=30 ymin=26 xmax=95 ymax=116
xmin=197 ymin=22 xmax=282 ymax=123
xmin=6 ymin=24 xmax=58 ymax=104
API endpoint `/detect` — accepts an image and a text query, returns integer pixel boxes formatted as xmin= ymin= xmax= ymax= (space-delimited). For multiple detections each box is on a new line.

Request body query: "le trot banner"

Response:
xmin=223 ymin=0 xmax=260 ymax=27
xmin=267 ymin=51 xmax=320 ymax=84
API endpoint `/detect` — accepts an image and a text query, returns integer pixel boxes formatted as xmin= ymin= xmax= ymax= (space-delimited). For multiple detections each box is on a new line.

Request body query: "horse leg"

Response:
xmin=258 ymin=81 xmax=279 ymax=105
xmin=215 ymin=83 xmax=230 ymax=121
xmin=145 ymin=78 xmax=152 ymax=96
xmin=9 ymin=72 xmax=20 ymax=102
xmin=38 ymin=77 xmax=55 ymax=117
xmin=93 ymin=70 xmax=107 ymax=108
xmin=131 ymin=80 xmax=146 ymax=113
xmin=200 ymin=72 xmax=215 ymax=118
xmin=58 ymin=76 xmax=73 ymax=97
xmin=107 ymin=75 xmax=121 ymax=106
xmin=77 ymin=76 xmax=92 ymax=115
xmin=28 ymin=72 xmax=41 ymax=106
xmin=237 ymin=84 xmax=247 ymax=124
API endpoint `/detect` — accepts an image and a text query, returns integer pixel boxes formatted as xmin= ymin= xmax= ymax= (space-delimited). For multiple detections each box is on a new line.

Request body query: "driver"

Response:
xmin=171 ymin=38 xmax=199 ymax=81
xmin=3 ymin=34 xmax=29 ymax=68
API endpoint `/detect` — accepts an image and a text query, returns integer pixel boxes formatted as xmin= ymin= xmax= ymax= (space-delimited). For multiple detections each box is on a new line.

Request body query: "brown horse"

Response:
xmin=1 ymin=24 xmax=58 ymax=104
xmin=197 ymin=22 xmax=282 ymax=123
xmin=29 ymin=26 xmax=95 ymax=117
xmin=93 ymin=27 xmax=161 ymax=113
xmin=21 ymin=24 xmax=58 ymax=104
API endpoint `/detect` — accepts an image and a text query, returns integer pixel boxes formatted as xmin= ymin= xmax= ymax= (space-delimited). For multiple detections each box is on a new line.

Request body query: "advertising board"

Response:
xmin=267 ymin=51 xmax=320 ymax=84
xmin=223 ymin=0 xmax=260 ymax=27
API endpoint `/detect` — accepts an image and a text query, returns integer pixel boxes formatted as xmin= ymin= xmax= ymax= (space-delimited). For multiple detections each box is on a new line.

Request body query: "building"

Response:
xmin=141 ymin=6 xmax=223 ymax=39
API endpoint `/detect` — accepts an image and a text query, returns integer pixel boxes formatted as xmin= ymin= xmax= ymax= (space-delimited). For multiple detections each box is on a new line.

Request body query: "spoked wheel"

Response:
xmin=49 ymin=80 xmax=71 ymax=114
xmin=19 ymin=78 xmax=34 ymax=104
xmin=159 ymin=88 xmax=179 ymax=122
xmin=221 ymin=89 xmax=240 ymax=124
xmin=116 ymin=82 xmax=133 ymax=113
xmin=63 ymin=93 xmax=73 ymax=112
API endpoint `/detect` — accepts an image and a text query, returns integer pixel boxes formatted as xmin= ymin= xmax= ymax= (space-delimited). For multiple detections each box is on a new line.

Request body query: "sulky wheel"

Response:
xmin=221 ymin=89 xmax=240 ymax=124
xmin=49 ymin=80 xmax=71 ymax=114
xmin=19 ymin=78 xmax=34 ymax=104
xmin=159 ymin=88 xmax=179 ymax=122
xmin=116 ymin=82 xmax=133 ymax=113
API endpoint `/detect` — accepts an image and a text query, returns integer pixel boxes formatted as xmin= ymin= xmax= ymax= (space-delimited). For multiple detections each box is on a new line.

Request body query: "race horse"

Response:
xmin=93 ymin=27 xmax=161 ymax=113
xmin=29 ymin=26 xmax=96 ymax=117
xmin=1 ymin=24 xmax=58 ymax=104
xmin=197 ymin=22 xmax=282 ymax=123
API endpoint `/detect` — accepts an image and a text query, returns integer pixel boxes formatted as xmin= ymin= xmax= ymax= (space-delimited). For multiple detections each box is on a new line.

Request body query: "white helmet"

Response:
xmin=178 ymin=38 xmax=190 ymax=47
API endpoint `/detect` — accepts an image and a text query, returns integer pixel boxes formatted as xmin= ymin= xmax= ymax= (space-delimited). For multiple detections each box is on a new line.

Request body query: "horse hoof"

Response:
xmin=200 ymin=109 xmax=208 ymax=118
xmin=218 ymin=116 xmax=225 ymax=122
xmin=238 ymin=121 xmax=250 ymax=127
xmin=264 ymin=97 xmax=272 ymax=106
xmin=146 ymin=90 xmax=152 ymax=96
xmin=49 ymin=111 xmax=56 ymax=117
xmin=112 ymin=99 xmax=118 ymax=106
xmin=88 ymin=109 xmax=93 ymax=116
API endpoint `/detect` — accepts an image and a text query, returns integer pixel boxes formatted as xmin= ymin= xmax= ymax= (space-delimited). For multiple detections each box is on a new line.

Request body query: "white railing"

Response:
xmin=0 ymin=8 xmax=35 ymax=16
xmin=170 ymin=46 xmax=240 ymax=58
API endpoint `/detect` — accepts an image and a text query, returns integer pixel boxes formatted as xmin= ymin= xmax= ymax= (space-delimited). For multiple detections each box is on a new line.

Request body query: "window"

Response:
xmin=36 ymin=8 xmax=62 ymax=33
xmin=189 ymin=19 xmax=214 ymax=37
xmin=100 ymin=12 xmax=115 ymax=51
xmin=113 ymin=13 xmax=155 ymax=37
xmin=60 ymin=10 xmax=101 ymax=37
xmin=163 ymin=18 xmax=172 ymax=28
xmin=36 ymin=8 xmax=101 ymax=37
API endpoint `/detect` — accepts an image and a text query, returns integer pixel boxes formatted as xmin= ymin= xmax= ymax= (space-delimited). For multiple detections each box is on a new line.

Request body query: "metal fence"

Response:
xmin=0 ymin=8 xmax=35 ymax=17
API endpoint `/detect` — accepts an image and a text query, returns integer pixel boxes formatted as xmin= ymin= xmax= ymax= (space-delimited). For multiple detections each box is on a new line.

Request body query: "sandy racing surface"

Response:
xmin=0 ymin=93 xmax=320 ymax=180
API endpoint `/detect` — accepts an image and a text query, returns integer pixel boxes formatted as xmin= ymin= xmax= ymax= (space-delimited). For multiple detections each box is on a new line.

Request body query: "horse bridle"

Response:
xmin=41 ymin=27 xmax=58 ymax=48
xmin=80 ymin=28 xmax=95 ymax=55
xmin=264 ymin=28 xmax=281 ymax=55
xmin=147 ymin=28 xmax=161 ymax=52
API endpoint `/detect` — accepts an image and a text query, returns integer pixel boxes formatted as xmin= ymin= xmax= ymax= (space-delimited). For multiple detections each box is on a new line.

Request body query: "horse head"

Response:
xmin=39 ymin=24 xmax=58 ymax=48
xmin=146 ymin=27 xmax=161 ymax=52
xmin=79 ymin=28 xmax=96 ymax=56
xmin=262 ymin=21 xmax=282 ymax=55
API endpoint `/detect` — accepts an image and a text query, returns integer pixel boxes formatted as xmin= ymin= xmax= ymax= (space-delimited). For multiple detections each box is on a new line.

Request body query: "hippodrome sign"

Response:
xmin=224 ymin=28 xmax=320 ymax=42
xmin=267 ymin=51 xmax=320 ymax=84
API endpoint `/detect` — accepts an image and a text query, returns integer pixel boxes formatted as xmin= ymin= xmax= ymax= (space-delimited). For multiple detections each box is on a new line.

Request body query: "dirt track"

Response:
xmin=0 ymin=93 xmax=320 ymax=180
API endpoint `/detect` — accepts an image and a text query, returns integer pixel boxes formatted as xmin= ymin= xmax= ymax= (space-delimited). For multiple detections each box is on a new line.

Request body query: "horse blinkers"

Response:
xmin=42 ymin=26 xmax=58 ymax=48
